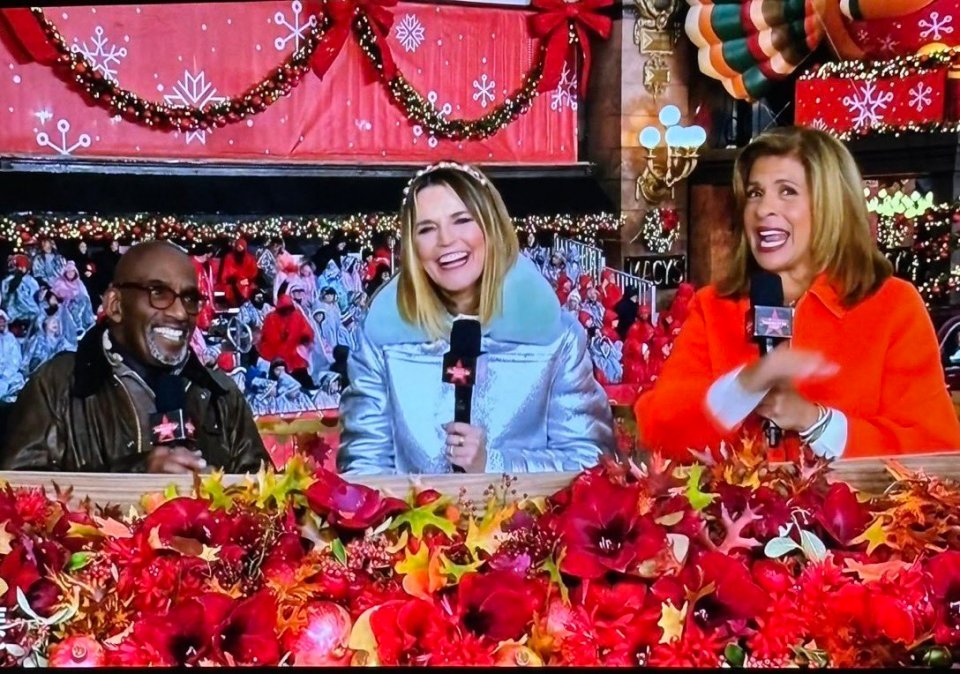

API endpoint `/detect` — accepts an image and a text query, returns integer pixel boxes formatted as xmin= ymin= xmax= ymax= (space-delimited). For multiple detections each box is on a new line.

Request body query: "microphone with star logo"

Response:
xmin=442 ymin=318 xmax=482 ymax=473
xmin=750 ymin=270 xmax=794 ymax=448
xmin=150 ymin=373 xmax=197 ymax=449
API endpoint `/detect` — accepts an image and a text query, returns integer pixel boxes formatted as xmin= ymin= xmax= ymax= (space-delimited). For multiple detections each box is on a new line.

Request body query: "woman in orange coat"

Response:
xmin=636 ymin=126 xmax=960 ymax=462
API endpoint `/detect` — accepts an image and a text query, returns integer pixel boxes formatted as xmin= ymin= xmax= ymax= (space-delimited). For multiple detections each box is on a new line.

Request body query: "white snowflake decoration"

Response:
xmin=35 ymin=118 xmax=92 ymax=156
xmin=395 ymin=14 xmax=425 ymax=53
xmin=809 ymin=118 xmax=830 ymax=132
xmin=163 ymin=70 xmax=227 ymax=145
xmin=412 ymin=90 xmax=451 ymax=148
xmin=273 ymin=0 xmax=318 ymax=52
xmin=354 ymin=119 xmax=372 ymax=131
xmin=909 ymin=82 xmax=933 ymax=112
xmin=877 ymin=34 xmax=900 ymax=54
xmin=71 ymin=26 xmax=127 ymax=80
xmin=33 ymin=109 xmax=52 ymax=126
xmin=919 ymin=11 xmax=954 ymax=41
xmin=472 ymin=74 xmax=495 ymax=108
xmin=550 ymin=63 xmax=578 ymax=112
xmin=842 ymin=80 xmax=893 ymax=130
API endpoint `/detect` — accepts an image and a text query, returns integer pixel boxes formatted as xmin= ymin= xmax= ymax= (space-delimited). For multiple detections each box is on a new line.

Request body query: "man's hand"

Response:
xmin=146 ymin=445 xmax=207 ymax=473
xmin=443 ymin=422 xmax=487 ymax=473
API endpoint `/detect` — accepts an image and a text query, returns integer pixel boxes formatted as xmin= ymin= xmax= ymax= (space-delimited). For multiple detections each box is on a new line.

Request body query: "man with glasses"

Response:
xmin=1 ymin=241 xmax=268 ymax=473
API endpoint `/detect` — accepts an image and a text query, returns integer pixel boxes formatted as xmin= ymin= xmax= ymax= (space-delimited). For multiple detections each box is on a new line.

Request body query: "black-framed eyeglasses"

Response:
xmin=116 ymin=282 xmax=206 ymax=315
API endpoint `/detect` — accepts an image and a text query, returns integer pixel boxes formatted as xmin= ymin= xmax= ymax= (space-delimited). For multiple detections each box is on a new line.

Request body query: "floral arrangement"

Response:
xmin=638 ymin=207 xmax=680 ymax=254
xmin=1 ymin=443 xmax=960 ymax=667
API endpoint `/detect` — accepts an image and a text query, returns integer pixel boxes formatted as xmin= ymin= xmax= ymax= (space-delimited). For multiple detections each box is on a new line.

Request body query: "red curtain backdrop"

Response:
xmin=0 ymin=2 xmax=578 ymax=163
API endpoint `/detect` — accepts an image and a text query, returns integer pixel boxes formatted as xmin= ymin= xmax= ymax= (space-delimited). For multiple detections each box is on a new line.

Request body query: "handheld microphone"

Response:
xmin=150 ymin=374 xmax=196 ymax=448
xmin=749 ymin=271 xmax=794 ymax=448
xmin=442 ymin=318 xmax=482 ymax=473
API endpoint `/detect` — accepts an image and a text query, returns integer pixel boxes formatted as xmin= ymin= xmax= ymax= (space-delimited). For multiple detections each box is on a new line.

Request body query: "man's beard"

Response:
xmin=146 ymin=331 xmax=189 ymax=367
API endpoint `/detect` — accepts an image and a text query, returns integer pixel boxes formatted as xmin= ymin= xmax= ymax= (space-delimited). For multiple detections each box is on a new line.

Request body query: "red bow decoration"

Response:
xmin=310 ymin=0 xmax=398 ymax=83
xmin=0 ymin=9 xmax=59 ymax=66
xmin=528 ymin=0 xmax=612 ymax=96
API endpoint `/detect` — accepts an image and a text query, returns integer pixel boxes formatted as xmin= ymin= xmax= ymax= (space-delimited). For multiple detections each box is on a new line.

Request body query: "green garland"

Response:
xmin=30 ymin=5 xmax=558 ymax=142
xmin=0 ymin=212 xmax=624 ymax=251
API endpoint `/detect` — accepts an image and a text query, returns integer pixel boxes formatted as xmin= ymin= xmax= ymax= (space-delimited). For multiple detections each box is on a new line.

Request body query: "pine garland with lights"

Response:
xmin=27 ymin=4 xmax=574 ymax=142
xmin=33 ymin=8 xmax=319 ymax=133
xmin=798 ymin=48 xmax=960 ymax=81
xmin=0 ymin=211 xmax=623 ymax=250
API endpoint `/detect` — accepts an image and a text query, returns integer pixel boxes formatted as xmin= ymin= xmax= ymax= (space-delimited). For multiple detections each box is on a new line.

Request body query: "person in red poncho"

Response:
xmin=192 ymin=244 xmax=220 ymax=332
xmin=599 ymin=269 xmax=623 ymax=310
xmin=636 ymin=126 xmax=960 ymax=462
xmin=259 ymin=294 xmax=315 ymax=389
xmin=218 ymin=237 xmax=259 ymax=307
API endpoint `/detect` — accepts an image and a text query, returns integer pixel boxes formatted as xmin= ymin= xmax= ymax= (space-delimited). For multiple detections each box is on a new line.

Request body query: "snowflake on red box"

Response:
xmin=842 ymin=80 xmax=893 ymax=130
xmin=919 ymin=11 xmax=955 ymax=41
xmin=909 ymin=82 xmax=934 ymax=112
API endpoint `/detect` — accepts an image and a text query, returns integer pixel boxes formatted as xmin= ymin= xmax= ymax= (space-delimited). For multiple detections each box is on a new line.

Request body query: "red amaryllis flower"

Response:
xmin=305 ymin=470 xmax=407 ymax=532
xmin=557 ymin=476 xmax=665 ymax=579
xmin=926 ymin=551 xmax=960 ymax=646
xmin=211 ymin=591 xmax=281 ymax=666
xmin=816 ymin=482 xmax=870 ymax=545
xmin=369 ymin=598 xmax=453 ymax=665
xmin=688 ymin=551 xmax=770 ymax=630
xmin=139 ymin=497 xmax=240 ymax=547
xmin=124 ymin=593 xmax=234 ymax=666
xmin=456 ymin=570 xmax=544 ymax=642
xmin=0 ymin=542 xmax=66 ymax=616
xmin=123 ymin=592 xmax=280 ymax=666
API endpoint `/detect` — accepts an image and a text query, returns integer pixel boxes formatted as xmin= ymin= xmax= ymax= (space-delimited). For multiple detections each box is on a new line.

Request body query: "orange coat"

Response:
xmin=635 ymin=275 xmax=960 ymax=462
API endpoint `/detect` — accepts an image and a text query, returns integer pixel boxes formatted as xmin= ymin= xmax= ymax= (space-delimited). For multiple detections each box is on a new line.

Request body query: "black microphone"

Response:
xmin=442 ymin=318 xmax=482 ymax=473
xmin=749 ymin=271 xmax=794 ymax=448
xmin=149 ymin=374 xmax=196 ymax=448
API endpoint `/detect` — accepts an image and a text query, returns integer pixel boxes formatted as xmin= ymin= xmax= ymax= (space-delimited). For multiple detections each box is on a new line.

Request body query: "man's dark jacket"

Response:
xmin=1 ymin=323 xmax=268 ymax=472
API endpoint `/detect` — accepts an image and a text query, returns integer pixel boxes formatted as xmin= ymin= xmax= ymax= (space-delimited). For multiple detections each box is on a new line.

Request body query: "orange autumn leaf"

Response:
xmin=395 ymin=543 xmax=446 ymax=599
xmin=465 ymin=502 xmax=516 ymax=557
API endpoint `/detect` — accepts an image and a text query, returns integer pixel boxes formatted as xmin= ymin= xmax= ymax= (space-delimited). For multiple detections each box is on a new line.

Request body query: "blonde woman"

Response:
xmin=338 ymin=162 xmax=613 ymax=474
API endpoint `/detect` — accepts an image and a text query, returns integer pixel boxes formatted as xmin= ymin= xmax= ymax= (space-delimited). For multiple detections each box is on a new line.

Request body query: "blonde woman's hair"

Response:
xmin=397 ymin=163 xmax=519 ymax=339
xmin=718 ymin=126 xmax=892 ymax=306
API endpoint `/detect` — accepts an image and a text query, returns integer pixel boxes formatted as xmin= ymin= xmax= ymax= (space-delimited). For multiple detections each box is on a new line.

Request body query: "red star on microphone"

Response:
xmin=446 ymin=360 xmax=472 ymax=385
xmin=759 ymin=309 xmax=789 ymax=336
xmin=154 ymin=416 xmax=179 ymax=443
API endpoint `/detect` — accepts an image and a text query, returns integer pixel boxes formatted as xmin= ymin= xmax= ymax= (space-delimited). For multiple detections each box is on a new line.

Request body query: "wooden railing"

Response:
xmin=1 ymin=453 xmax=958 ymax=509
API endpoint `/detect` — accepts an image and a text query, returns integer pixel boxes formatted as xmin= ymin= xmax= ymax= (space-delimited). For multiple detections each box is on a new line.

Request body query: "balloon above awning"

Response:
xmin=683 ymin=0 xmax=945 ymax=101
